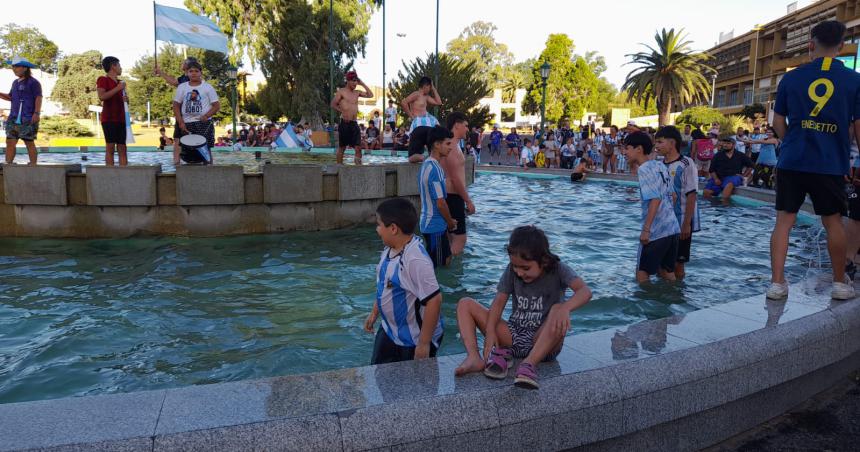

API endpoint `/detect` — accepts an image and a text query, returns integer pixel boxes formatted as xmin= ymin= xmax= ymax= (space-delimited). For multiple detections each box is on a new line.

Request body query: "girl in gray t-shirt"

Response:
xmin=454 ymin=226 xmax=592 ymax=389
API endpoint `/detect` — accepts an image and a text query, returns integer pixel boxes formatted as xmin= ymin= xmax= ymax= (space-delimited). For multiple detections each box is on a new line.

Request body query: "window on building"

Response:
xmin=743 ymin=86 xmax=753 ymax=105
xmin=500 ymin=108 xmax=515 ymax=123
xmin=729 ymin=90 xmax=738 ymax=106
xmin=717 ymin=90 xmax=726 ymax=107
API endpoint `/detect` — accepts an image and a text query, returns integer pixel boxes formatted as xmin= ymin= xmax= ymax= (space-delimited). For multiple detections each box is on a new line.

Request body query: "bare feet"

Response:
xmin=455 ymin=354 xmax=485 ymax=376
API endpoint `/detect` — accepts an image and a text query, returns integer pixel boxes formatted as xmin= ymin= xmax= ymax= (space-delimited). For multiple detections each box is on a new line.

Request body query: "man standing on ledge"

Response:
xmin=768 ymin=20 xmax=857 ymax=300
xmin=402 ymin=76 xmax=442 ymax=163
xmin=331 ymin=71 xmax=373 ymax=164
xmin=443 ymin=111 xmax=477 ymax=258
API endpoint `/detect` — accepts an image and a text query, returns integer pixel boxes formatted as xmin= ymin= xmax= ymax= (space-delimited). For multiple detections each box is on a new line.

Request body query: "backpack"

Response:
xmin=695 ymin=139 xmax=715 ymax=161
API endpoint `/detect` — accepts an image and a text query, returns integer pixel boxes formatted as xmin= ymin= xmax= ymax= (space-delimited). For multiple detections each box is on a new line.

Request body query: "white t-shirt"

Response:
xmin=174 ymin=81 xmax=219 ymax=123
xmin=385 ymin=107 xmax=397 ymax=123
xmin=521 ymin=146 xmax=535 ymax=162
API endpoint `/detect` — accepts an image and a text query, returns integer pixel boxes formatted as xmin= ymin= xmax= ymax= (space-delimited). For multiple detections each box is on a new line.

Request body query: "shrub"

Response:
xmin=38 ymin=116 xmax=94 ymax=137
xmin=674 ymin=106 xmax=724 ymax=129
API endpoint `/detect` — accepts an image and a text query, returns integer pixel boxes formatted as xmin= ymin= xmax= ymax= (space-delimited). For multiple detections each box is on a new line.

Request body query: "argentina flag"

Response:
xmin=154 ymin=3 xmax=228 ymax=54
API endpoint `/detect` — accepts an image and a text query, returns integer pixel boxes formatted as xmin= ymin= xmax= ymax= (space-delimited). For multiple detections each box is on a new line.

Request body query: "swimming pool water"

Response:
xmin=0 ymin=172 xmax=819 ymax=403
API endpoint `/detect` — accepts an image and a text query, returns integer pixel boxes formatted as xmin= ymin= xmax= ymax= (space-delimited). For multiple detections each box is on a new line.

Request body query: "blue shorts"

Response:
xmin=705 ymin=175 xmax=743 ymax=195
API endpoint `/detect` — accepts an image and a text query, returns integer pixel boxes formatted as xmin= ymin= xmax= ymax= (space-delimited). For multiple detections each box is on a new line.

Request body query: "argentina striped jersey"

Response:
xmin=376 ymin=235 xmax=444 ymax=348
xmin=418 ymin=156 xmax=447 ymax=233
xmin=409 ymin=113 xmax=439 ymax=132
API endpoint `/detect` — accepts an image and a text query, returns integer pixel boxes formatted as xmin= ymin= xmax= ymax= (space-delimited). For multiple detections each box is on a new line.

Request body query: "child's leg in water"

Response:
xmin=455 ymin=297 xmax=513 ymax=376
xmin=521 ymin=321 xmax=565 ymax=367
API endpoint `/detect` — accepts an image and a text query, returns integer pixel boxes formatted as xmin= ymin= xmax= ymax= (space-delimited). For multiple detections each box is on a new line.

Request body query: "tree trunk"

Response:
xmin=657 ymin=96 xmax=672 ymax=127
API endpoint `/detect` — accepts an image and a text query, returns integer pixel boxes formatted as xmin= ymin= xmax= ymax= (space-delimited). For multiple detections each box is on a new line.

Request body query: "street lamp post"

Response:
xmin=539 ymin=61 xmax=550 ymax=143
xmin=710 ymin=73 xmax=717 ymax=107
xmin=227 ymin=66 xmax=238 ymax=147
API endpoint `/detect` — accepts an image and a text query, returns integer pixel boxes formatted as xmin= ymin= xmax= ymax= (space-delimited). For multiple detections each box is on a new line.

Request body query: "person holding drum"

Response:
xmin=172 ymin=61 xmax=220 ymax=164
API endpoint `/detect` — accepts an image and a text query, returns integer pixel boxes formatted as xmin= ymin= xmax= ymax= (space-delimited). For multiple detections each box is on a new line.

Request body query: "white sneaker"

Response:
xmin=766 ymin=282 xmax=789 ymax=299
xmin=832 ymin=280 xmax=856 ymax=300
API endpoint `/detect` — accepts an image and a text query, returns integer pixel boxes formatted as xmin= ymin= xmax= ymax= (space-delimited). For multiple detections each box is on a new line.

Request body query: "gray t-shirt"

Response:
xmin=496 ymin=262 xmax=579 ymax=331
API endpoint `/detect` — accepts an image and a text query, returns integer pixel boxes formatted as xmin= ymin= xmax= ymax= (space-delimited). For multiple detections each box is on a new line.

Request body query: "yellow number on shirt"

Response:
xmin=807 ymin=78 xmax=834 ymax=117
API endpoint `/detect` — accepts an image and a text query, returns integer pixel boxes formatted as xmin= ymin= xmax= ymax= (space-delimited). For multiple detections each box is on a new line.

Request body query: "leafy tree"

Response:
xmin=740 ymin=103 xmax=766 ymax=121
xmin=52 ymin=51 xmax=103 ymax=118
xmin=446 ymin=21 xmax=514 ymax=88
xmin=719 ymin=114 xmax=749 ymax=133
xmin=592 ymin=78 xmax=618 ymax=119
xmin=501 ymin=71 xmax=523 ymax=103
xmin=0 ymin=24 xmax=59 ymax=71
xmin=185 ymin=0 xmax=376 ymax=124
xmin=622 ymin=28 xmax=715 ymax=126
xmin=522 ymin=34 xmax=602 ymax=124
xmin=388 ymin=53 xmax=493 ymax=129
xmin=674 ymin=106 xmax=724 ymax=128
xmin=605 ymin=91 xmax=658 ymax=119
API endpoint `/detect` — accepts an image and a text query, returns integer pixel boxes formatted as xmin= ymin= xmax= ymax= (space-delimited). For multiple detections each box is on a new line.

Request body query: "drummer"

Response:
xmin=171 ymin=61 xmax=220 ymax=164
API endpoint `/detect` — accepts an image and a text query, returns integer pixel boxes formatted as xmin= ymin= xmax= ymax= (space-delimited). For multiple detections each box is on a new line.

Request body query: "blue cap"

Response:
xmin=6 ymin=57 xmax=37 ymax=68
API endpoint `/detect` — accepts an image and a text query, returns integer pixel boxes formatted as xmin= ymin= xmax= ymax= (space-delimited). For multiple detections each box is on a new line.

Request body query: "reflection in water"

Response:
xmin=611 ymin=316 xmax=685 ymax=360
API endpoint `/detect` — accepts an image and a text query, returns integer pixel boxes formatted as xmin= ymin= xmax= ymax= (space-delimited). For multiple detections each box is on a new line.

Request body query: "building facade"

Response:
xmin=708 ymin=0 xmax=860 ymax=116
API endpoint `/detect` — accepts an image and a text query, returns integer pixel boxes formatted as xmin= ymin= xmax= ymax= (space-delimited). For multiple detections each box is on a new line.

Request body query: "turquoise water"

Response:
xmin=10 ymin=149 xmax=406 ymax=173
xmin=0 ymin=173 xmax=818 ymax=403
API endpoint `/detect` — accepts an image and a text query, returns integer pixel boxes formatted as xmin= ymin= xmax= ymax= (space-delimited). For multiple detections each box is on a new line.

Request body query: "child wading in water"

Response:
xmin=454 ymin=226 xmax=592 ymax=389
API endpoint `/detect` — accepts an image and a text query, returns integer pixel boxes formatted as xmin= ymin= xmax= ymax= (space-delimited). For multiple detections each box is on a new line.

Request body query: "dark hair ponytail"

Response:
xmin=506 ymin=225 xmax=560 ymax=273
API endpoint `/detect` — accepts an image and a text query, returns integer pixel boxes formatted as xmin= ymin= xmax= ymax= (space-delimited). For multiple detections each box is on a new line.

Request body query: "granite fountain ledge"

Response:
xmin=0 ymin=159 xmax=475 ymax=238
xmin=1 ymin=275 xmax=857 ymax=452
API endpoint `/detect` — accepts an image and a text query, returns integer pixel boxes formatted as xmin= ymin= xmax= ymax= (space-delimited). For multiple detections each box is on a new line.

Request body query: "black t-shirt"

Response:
xmin=710 ymin=150 xmax=754 ymax=179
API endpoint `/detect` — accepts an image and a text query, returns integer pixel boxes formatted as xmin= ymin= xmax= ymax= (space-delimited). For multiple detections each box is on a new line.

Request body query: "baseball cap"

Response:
xmin=345 ymin=71 xmax=358 ymax=81
xmin=627 ymin=120 xmax=637 ymax=126
xmin=6 ymin=56 xmax=36 ymax=68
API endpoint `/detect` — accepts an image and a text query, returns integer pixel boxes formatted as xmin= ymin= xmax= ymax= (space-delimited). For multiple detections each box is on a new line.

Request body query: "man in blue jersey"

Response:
xmin=769 ymin=20 xmax=857 ymax=300
xmin=365 ymin=198 xmax=444 ymax=364
xmin=418 ymin=125 xmax=458 ymax=267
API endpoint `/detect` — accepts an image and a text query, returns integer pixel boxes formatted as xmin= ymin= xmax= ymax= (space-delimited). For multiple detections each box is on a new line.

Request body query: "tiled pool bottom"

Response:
xmin=0 ymin=172 xmax=821 ymax=405
xmin=9 ymin=148 xmax=406 ymax=173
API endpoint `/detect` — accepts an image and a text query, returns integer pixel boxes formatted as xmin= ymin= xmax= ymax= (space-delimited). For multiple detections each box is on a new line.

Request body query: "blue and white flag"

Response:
xmin=154 ymin=3 xmax=228 ymax=54
xmin=275 ymin=126 xmax=302 ymax=150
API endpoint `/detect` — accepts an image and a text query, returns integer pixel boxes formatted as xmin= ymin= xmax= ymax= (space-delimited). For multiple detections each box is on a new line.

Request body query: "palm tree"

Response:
xmin=622 ymin=28 xmax=716 ymax=126
xmin=502 ymin=72 xmax=523 ymax=103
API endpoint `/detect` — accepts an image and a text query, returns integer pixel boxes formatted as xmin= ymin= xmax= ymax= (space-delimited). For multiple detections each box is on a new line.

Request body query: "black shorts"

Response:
xmin=408 ymin=126 xmax=432 ymax=157
xmin=677 ymin=235 xmax=692 ymax=263
xmin=370 ymin=327 xmax=440 ymax=365
xmin=775 ymin=169 xmax=846 ymax=216
xmin=638 ymin=234 xmax=679 ymax=275
xmin=338 ymin=120 xmax=361 ymax=147
xmin=173 ymin=124 xmax=182 ymax=139
xmin=447 ymin=194 xmax=467 ymax=235
xmin=571 ymin=172 xmax=585 ymax=182
xmin=102 ymin=122 xmax=127 ymax=145
xmin=423 ymin=231 xmax=451 ymax=268
xmin=847 ymin=184 xmax=860 ymax=221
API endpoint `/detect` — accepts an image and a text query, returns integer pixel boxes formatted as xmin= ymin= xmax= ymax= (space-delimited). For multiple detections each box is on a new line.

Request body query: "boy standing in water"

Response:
xmin=418 ymin=125 xmax=457 ymax=268
xmin=442 ymin=111 xmax=476 ymax=258
xmin=364 ymin=198 xmax=444 ymax=364
xmin=655 ymin=126 xmax=701 ymax=279
xmin=623 ymin=131 xmax=680 ymax=283
xmin=332 ymin=71 xmax=374 ymax=164
xmin=402 ymin=76 xmax=442 ymax=163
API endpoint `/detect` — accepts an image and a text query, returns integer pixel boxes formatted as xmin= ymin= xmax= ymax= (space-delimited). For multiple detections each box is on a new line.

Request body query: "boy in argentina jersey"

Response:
xmin=769 ymin=20 xmax=858 ymax=301
xmin=655 ymin=126 xmax=701 ymax=280
xmin=365 ymin=198 xmax=444 ymax=364
xmin=622 ymin=131 xmax=680 ymax=283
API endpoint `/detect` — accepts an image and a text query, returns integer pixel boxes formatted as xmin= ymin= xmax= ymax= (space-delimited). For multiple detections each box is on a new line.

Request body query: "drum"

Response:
xmin=179 ymin=134 xmax=211 ymax=164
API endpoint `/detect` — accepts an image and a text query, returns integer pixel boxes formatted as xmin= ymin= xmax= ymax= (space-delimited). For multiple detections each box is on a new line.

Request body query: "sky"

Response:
xmin=6 ymin=0 xmax=815 ymax=90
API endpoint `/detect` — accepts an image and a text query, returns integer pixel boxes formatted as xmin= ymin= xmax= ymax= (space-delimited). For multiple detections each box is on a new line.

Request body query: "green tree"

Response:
xmin=740 ymin=103 xmax=766 ymax=121
xmin=388 ymin=53 xmax=493 ymax=129
xmin=0 ymin=24 xmax=59 ymax=71
xmin=674 ymin=105 xmax=724 ymax=128
xmin=622 ymin=28 xmax=715 ymax=126
xmin=446 ymin=21 xmax=514 ymax=88
xmin=522 ymin=34 xmax=603 ymax=124
xmin=52 ymin=51 xmax=103 ymax=118
xmin=185 ymin=0 xmax=376 ymax=124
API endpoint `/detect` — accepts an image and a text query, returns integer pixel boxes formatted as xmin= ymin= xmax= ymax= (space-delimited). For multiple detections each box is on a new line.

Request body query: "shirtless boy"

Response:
xmin=331 ymin=71 xmax=373 ymax=164
xmin=443 ymin=111 xmax=477 ymax=257
xmin=402 ymin=76 xmax=442 ymax=163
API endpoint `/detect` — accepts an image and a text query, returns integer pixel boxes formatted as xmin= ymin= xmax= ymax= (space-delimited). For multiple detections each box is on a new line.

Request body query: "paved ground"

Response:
xmin=706 ymin=369 xmax=860 ymax=451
